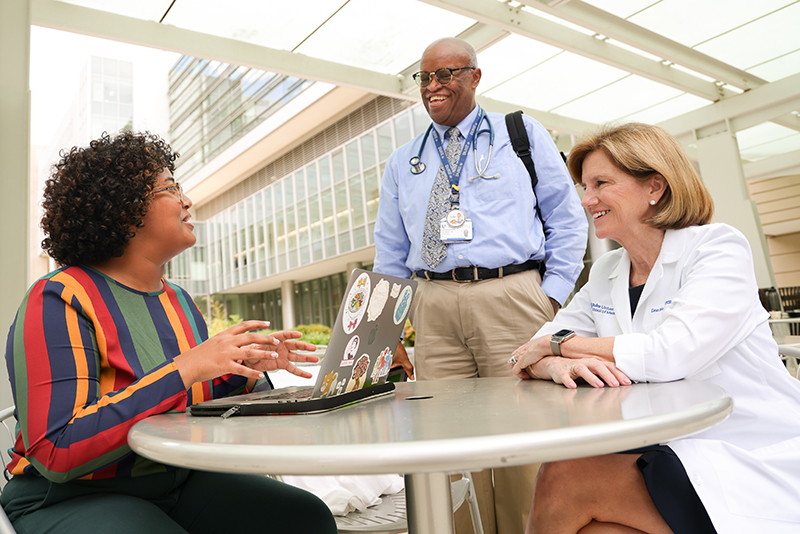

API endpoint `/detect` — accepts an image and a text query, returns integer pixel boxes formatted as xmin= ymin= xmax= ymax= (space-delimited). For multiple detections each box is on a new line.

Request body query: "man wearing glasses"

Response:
xmin=373 ymin=38 xmax=587 ymax=534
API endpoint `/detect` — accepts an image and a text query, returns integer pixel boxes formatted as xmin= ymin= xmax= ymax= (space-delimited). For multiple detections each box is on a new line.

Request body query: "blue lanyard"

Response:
xmin=430 ymin=109 xmax=483 ymax=201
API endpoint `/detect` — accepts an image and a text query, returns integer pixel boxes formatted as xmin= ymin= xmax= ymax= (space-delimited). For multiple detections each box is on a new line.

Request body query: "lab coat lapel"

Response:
xmin=608 ymin=248 xmax=633 ymax=334
xmin=633 ymin=230 xmax=683 ymax=329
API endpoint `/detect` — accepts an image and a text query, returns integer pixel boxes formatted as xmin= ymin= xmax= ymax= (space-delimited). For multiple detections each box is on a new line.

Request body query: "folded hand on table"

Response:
xmin=518 ymin=356 xmax=630 ymax=389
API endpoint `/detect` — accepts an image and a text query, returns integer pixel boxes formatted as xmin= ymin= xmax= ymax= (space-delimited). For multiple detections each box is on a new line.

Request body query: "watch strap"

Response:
xmin=550 ymin=336 xmax=562 ymax=356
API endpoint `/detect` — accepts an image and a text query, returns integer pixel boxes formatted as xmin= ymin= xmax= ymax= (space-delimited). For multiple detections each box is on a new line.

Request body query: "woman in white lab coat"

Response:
xmin=510 ymin=123 xmax=800 ymax=534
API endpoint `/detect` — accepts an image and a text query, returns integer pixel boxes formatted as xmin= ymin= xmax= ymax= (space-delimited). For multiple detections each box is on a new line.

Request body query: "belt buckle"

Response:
xmin=451 ymin=267 xmax=478 ymax=283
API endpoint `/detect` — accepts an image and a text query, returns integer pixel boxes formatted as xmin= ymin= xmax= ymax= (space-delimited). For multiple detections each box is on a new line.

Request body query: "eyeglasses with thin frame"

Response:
xmin=153 ymin=182 xmax=184 ymax=205
xmin=412 ymin=66 xmax=476 ymax=88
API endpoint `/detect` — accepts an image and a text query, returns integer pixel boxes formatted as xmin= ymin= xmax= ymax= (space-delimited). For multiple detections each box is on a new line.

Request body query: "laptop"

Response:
xmin=190 ymin=269 xmax=417 ymax=416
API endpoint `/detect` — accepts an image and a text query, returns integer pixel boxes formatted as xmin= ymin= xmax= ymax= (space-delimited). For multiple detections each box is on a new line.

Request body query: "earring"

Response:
xmin=649 ymin=199 xmax=656 ymax=205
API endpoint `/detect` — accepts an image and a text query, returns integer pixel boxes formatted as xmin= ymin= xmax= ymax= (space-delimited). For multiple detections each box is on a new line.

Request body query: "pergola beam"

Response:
xmin=31 ymin=0 xmax=411 ymax=101
xmin=658 ymin=72 xmax=800 ymax=144
xmin=744 ymin=150 xmax=800 ymax=181
xmin=417 ymin=0 xmax=732 ymax=101
xmin=477 ymin=96 xmax=595 ymax=136
xmin=520 ymin=0 xmax=766 ymax=90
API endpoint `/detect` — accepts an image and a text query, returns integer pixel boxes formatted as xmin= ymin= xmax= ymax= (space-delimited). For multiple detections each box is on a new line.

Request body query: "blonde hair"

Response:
xmin=567 ymin=122 xmax=713 ymax=229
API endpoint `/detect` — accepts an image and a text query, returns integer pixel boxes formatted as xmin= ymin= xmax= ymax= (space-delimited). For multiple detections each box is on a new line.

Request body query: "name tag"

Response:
xmin=440 ymin=218 xmax=473 ymax=241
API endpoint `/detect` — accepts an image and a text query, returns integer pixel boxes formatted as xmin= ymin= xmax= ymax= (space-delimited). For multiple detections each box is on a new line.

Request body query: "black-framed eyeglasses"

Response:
xmin=412 ymin=66 xmax=476 ymax=88
xmin=153 ymin=182 xmax=184 ymax=204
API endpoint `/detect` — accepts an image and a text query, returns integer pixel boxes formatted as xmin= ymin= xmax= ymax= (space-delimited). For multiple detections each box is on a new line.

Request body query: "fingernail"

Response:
xmin=595 ymin=381 xmax=603 ymax=387
xmin=258 ymin=373 xmax=264 ymax=378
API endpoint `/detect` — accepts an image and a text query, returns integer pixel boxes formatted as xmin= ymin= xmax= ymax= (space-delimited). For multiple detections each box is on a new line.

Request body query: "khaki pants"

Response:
xmin=409 ymin=269 xmax=554 ymax=534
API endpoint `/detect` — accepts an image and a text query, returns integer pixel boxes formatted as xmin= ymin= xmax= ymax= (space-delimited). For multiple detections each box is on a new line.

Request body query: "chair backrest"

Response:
xmin=779 ymin=345 xmax=800 ymax=380
xmin=0 ymin=407 xmax=16 ymax=492
xmin=0 ymin=407 xmax=18 ymax=533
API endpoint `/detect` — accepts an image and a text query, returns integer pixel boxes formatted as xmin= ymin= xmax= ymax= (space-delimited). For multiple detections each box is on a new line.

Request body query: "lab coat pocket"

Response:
xmin=707 ymin=438 xmax=800 ymax=521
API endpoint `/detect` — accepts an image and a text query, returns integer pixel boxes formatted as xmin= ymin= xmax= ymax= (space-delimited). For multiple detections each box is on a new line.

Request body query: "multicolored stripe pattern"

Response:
xmin=4 ymin=266 xmax=248 ymax=482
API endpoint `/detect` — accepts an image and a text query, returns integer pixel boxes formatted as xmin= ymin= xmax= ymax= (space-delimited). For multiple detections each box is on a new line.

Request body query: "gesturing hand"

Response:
xmin=173 ymin=321 xmax=294 ymax=388
xmin=242 ymin=330 xmax=320 ymax=379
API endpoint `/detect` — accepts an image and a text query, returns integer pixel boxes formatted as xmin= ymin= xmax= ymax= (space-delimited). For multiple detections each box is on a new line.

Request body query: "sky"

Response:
xmin=29 ymin=26 xmax=179 ymax=147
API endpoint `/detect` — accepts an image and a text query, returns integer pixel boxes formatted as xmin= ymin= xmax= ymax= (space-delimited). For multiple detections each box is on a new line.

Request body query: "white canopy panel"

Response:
xmin=35 ymin=0 xmax=800 ymax=170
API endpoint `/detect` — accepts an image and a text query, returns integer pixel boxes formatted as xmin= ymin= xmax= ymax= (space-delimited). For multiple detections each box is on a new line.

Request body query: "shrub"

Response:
xmin=293 ymin=324 xmax=332 ymax=346
xmin=403 ymin=319 xmax=415 ymax=347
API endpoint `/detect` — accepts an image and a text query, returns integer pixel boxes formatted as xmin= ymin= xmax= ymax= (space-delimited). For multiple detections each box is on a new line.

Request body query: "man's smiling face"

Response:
xmin=419 ymin=40 xmax=481 ymax=127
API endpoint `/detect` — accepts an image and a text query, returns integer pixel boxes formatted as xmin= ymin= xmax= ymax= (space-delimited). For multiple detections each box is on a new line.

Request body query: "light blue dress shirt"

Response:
xmin=373 ymin=106 xmax=588 ymax=306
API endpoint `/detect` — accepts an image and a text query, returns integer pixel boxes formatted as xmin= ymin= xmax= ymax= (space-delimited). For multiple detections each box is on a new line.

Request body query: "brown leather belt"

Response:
xmin=415 ymin=259 xmax=542 ymax=283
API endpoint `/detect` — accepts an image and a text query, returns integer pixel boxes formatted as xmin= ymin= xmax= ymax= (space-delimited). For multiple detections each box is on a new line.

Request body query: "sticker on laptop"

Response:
xmin=391 ymin=283 xmax=401 ymax=298
xmin=320 ymin=370 xmax=338 ymax=397
xmin=393 ymin=285 xmax=413 ymax=325
xmin=334 ymin=377 xmax=346 ymax=396
xmin=370 ymin=346 xmax=393 ymax=383
xmin=340 ymin=335 xmax=359 ymax=368
xmin=343 ymin=273 xmax=371 ymax=334
xmin=367 ymin=278 xmax=390 ymax=322
xmin=346 ymin=354 xmax=370 ymax=392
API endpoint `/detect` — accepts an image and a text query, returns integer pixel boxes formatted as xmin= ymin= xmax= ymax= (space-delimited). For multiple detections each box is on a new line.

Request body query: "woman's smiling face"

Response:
xmin=580 ymin=150 xmax=657 ymax=246
xmin=134 ymin=169 xmax=196 ymax=262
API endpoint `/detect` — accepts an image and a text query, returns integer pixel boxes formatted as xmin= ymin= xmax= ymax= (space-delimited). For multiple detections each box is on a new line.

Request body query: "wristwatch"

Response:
xmin=550 ymin=329 xmax=576 ymax=356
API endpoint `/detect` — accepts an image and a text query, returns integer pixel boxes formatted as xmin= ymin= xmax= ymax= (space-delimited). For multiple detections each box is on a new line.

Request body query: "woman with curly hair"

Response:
xmin=2 ymin=131 xmax=338 ymax=534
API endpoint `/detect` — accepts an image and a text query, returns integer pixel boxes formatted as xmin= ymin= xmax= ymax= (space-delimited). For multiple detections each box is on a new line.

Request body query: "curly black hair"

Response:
xmin=41 ymin=131 xmax=179 ymax=266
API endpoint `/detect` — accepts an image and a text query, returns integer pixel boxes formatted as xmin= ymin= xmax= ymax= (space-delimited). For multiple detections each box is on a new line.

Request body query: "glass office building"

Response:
xmin=166 ymin=55 xmax=433 ymax=329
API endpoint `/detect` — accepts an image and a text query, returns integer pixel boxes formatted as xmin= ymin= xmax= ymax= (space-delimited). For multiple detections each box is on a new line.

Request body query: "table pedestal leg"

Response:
xmin=405 ymin=472 xmax=454 ymax=534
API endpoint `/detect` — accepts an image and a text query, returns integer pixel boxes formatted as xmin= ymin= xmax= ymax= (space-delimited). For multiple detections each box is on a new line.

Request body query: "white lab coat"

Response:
xmin=536 ymin=223 xmax=800 ymax=532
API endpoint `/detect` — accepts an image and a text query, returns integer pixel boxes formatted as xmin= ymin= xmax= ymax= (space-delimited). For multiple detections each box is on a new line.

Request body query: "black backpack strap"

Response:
xmin=505 ymin=110 xmax=539 ymax=191
xmin=506 ymin=110 xmax=547 ymax=278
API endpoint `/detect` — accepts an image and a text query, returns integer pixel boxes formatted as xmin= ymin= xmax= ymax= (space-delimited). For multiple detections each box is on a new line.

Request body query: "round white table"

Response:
xmin=129 ymin=377 xmax=732 ymax=534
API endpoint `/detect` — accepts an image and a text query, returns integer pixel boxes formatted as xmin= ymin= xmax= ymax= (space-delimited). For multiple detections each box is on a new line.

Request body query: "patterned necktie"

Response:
xmin=421 ymin=127 xmax=461 ymax=269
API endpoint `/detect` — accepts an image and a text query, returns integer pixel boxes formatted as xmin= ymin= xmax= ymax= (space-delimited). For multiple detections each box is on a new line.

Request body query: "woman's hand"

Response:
xmin=173 ymin=321 xmax=291 ymax=388
xmin=242 ymin=330 xmax=319 ymax=379
xmin=509 ymin=335 xmax=552 ymax=374
xmin=526 ymin=356 xmax=630 ymax=389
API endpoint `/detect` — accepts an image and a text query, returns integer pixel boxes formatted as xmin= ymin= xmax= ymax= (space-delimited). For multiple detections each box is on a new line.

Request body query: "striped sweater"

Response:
xmin=4 ymin=265 xmax=248 ymax=482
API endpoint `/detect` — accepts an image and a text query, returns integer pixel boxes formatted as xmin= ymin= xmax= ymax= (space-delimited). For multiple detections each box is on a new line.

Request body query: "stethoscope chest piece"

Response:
xmin=409 ymin=156 xmax=426 ymax=175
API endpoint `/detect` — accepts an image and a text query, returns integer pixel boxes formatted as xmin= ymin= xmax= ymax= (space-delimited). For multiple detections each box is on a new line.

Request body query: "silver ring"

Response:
xmin=509 ymin=356 xmax=518 ymax=366
xmin=569 ymin=364 xmax=576 ymax=377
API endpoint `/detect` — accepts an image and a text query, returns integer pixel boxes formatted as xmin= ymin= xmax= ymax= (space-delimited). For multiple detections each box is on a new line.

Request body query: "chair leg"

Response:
xmin=461 ymin=472 xmax=484 ymax=534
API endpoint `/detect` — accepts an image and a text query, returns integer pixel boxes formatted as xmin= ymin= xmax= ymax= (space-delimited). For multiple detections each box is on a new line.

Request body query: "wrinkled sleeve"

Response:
xmin=526 ymin=117 xmax=588 ymax=305
xmin=7 ymin=279 xmax=187 ymax=482
xmin=373 ymin=150 xmax=413 ymax=278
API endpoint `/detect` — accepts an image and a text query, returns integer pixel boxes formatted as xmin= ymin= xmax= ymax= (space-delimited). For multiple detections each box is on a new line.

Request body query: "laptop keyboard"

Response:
xmin=259 ymin=385 xmax=314 ymax=400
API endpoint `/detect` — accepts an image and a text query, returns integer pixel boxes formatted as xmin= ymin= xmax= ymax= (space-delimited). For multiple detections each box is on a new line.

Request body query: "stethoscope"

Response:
xmin=409 ymin=109 xmax=500 ymax=181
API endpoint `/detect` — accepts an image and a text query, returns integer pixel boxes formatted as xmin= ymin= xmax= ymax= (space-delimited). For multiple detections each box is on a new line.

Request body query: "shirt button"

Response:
xmin=690 ymin=472 xmax=702 ymax=486
xmin=458 ymin=254 xmax=463 ymax=259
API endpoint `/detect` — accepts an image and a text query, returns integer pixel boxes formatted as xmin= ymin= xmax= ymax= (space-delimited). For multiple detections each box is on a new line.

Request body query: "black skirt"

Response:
xmin=625 ymin=444 xmax=717 ymax=534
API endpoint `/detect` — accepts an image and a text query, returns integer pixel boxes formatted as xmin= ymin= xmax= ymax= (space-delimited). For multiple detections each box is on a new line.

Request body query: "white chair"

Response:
xmin=334 ymin=474 xmax=482 ymax=533
xmin=778 ymin=345 xmax=800 ymax=380
xmin=0 ymin=406 xmax=18 ymax=533
xmin=272 ymin=472 xmax=482 ymax=534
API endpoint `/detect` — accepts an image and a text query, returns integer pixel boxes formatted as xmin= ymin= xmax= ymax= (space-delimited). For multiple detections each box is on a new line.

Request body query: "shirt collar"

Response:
xmin=431 ymin=105 xmax=481 ymax=140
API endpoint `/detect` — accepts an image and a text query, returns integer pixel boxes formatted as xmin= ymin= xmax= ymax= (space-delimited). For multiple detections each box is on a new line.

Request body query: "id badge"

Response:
xmin=440 ymin=218 xmax=473 ymax=242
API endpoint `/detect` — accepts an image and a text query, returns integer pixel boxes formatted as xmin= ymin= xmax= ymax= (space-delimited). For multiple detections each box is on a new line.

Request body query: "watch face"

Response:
xmin=554 ymin=329 xmax=573 ymax=338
